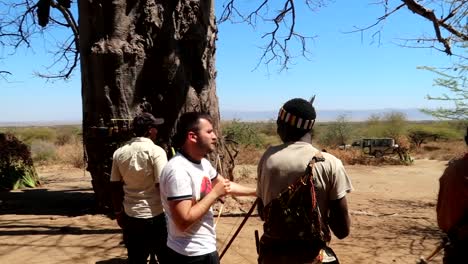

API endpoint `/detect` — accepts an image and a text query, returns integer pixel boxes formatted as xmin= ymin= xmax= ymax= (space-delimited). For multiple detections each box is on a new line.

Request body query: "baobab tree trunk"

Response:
xmin=78 ymin=0 xmax=231 ymax=211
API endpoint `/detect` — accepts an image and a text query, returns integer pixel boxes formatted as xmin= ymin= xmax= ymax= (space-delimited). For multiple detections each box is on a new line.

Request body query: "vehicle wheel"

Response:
xmin=363 ymin=147 xmax=370 ymax=154
xmin=374 ymin=151 xmax=383 ymax=158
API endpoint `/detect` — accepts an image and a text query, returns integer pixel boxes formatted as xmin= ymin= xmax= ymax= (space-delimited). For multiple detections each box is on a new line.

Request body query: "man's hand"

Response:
xmin=115 ymin=211 xmax=125 ymax=229
xmin=213 ymin=175 xmax=256 ymax=197
xmin=212 ymin=178 xmax=231 ymax=197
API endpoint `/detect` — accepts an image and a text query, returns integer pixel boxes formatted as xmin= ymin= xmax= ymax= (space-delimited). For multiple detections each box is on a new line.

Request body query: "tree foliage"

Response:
xmin=363 ymin=111 xmax=408 ymax=138
xmin=420 ymin=63 xmax=467 ymax=120
xmin=223 ymin=120 xmax=266 ymax=148
xmin=320 ymin=114 xmax=354 ymax=147
xmin=408 ymin=128 xmax=440 ymax=147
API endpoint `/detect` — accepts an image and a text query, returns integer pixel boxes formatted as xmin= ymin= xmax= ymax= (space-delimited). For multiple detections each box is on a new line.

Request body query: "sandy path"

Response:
xmin=0 ymin=159 xmax=447 ymax=264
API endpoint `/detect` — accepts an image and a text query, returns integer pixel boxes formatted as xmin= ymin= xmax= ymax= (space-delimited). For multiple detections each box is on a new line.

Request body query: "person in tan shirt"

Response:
xmin=110 ymin=112 xmax=168 ymax=264
xmin=257 ymin=98 xmax=353 ymax=264
xmin=436 ymin=126 xmax=468 ymax=263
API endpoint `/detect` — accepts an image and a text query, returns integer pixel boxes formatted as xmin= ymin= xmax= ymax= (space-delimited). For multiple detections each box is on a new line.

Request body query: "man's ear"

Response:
xmin=188 ymin=131 xmax=197 ymax=143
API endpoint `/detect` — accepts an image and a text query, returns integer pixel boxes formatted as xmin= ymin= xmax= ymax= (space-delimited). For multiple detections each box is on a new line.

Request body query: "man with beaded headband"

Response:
xmin=256 ymin=97 xmax=353 ymax=264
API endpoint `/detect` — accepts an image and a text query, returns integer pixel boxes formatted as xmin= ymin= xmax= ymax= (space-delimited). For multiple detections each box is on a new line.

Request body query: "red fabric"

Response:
xmin=437 ymin=154 xmax=468 ymax=232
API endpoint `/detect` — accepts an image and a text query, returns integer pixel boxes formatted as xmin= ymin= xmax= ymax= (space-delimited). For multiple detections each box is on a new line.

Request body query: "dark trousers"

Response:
xmin=167 ymin=247 xmax=219 ymax=264
xmin=443 ymin=239 xmax=468 ymax=264
xmin=258 ymin=236 xmax=339 ymax=264
xmin=122 ymin=213 xmax=169 ymax=264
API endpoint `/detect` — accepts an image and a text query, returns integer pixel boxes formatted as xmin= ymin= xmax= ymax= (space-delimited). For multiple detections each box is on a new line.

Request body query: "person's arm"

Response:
xmin=328 ymin=196 xmax=351 ymax=239
xmin=110 ymin=156 xmax=124 ymax=213
xmin=152 ymin=147 xmax=168 ymax=188
xmin=257 ymin=199 xmax=265 ymax=221
xmin=327 ymin=157 xmax=353 ymax=239
xmin=214 ymin=174 xmax=256 ymax=196
xmin=168 ymin=177 xmax=229 ymax=231
xmin=110 ymin=181 xmax=125 ymax=213
xmin=110 ymin=157 xmax=125 ymax=227
xmin=437 ymin=165 xmax=463 ymax=232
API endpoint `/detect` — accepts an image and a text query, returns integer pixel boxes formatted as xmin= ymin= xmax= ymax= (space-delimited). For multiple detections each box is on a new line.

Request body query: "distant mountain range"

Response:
xmin=0 ymin=108 xmax=435 ymax=127
xmin=221 ymin=108 xmax=435 ymax=122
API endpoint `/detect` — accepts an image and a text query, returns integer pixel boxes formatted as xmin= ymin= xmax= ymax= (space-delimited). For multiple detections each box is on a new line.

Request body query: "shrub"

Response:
xmin=0 ymin=133 xmax=40 ymax=190
xmin=55 ymin=126 xmax=82 ymax=146
xmin=223 ymin=120 xmax=266 ymax=148
xmin=326 ymin=148 xmax=410 ymax=166
xmin=55 ymin=141 xmax=85 ymax=168
xmin=16 ymin=127 xmax=57 ymax=145
xmin=30 ymin=140 xmax=57 ymax=164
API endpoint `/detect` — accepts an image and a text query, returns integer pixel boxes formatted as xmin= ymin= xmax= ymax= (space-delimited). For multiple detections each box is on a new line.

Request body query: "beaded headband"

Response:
xmin=278 ymin=107 xmax=315 ymax=130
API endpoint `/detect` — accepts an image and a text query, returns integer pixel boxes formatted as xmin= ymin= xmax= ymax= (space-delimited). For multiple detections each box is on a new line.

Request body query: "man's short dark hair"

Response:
xmin=172 ymin=112 xmax=212 ymax=148
xmin=277 ymin=98 xmax=316 ymax=142
xmin=133 ymin=112 xmax=164 ymax=137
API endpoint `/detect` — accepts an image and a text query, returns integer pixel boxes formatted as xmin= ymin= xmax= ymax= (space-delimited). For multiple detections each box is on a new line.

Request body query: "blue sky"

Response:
xmin=0 ymin=1 xmax=458 ymax=122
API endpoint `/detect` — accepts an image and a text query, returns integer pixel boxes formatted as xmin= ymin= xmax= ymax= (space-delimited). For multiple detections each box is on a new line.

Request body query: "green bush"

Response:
xmin=15 ymin=127 xmax=57 ymax=145
xmin=0 ymin=133 xmax=40 ymax=190
xmin=223 ymin=120 xmax=266 ymax=148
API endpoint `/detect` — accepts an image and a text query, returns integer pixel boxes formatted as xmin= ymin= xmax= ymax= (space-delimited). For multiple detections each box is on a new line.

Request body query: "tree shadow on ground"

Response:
xmin=96 ymin=258 xmax=127 ymax=264
xmin=0 ymin=187 xmax=96 ymax=216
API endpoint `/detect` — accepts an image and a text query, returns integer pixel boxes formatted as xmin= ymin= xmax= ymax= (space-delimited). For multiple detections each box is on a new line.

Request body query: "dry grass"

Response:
xmin=232 ymin=139 xmax=466 ymax=168
xmin=235 ymin=145 xmax=264 ymax=165
xmin=55 ymin=140 xmax=85 ymax=169
xmin=325 ymin=148 xmax=406 ymax=166
xmin=412 ymin=139 xmax=466 ymax=161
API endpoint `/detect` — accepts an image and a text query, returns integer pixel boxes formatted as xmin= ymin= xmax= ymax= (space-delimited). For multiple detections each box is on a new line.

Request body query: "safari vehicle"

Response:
xmin=351 ymin=138 xmax=399 ymax=157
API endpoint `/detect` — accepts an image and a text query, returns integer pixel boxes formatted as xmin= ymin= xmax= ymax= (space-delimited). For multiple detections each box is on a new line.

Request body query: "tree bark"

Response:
xmin=78 ymin=0 xmax=231 ymax=211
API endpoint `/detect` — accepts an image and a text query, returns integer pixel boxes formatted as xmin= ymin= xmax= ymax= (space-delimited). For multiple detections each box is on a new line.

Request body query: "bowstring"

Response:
xmin=215 ymin=153 xmax=242 ymax=252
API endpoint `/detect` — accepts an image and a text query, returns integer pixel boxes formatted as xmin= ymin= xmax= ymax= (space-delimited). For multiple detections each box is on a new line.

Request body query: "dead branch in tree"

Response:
xmin=0 ymin=0 xmax=79 ymax=79
xmin=219 ymin=0 xmax=467 ymax=69
xmin=219 ymin=0 xmax=326 ymax=70
xmin=0 ymin=70 xmax=12 ymax=81
xmin=347 ymin=0 xmax=467 ymax=56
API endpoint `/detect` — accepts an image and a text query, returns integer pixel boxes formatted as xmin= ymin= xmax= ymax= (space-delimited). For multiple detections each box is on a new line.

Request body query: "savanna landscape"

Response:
xmin=1 ymin=118 xmax=466 ymax=264
xmin=0 ymin=1 xmax=466 ymax=264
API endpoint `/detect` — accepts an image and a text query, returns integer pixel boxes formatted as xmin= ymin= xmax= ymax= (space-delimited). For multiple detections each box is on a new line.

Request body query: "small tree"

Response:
xmin=408 ymin=129 xmax=438 ymax=148
xmin=382 ymin=111 xmax=408 ymax=139
xmin=320 ymin=115 xmax=353 ymax=147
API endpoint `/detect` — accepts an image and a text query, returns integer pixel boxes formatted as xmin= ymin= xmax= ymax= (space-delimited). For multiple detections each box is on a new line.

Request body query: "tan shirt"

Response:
xmin=257 ymin=141 xmax=353 ymax=235
xmin=110 ymin=137 xmax=168 ymax=218
xmin=437 ymin=154 xmax=468 ymax=233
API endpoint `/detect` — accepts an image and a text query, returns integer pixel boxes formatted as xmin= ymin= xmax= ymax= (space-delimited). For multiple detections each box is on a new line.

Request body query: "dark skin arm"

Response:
xmin=257 ymin=199 xmax=265 ymax=221
xmin=110 ymin=181 xmax=125 ymax=227
xmin=328 ymin=196 xmax=351 ymax=239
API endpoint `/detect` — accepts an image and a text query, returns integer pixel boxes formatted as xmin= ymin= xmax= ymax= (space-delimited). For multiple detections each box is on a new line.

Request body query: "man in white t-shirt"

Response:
xmin=257 ymin=98 xmax=353 ymax=264
xmin=110 ymin=112 xmax=168 ymax=264
xmin=160 ymin=112 xmax=256 ymax=264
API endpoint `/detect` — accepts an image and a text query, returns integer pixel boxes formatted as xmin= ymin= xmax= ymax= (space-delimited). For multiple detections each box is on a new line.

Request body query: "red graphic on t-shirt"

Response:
xmin=200 ymin=176 xmax=212 ymax=199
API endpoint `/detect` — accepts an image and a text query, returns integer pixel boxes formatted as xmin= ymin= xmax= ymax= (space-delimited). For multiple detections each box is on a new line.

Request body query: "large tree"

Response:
xmin=0 ymin=0 xmax=466 ymax=210
xmin=78 ymin=0 xmax=223 ymax=210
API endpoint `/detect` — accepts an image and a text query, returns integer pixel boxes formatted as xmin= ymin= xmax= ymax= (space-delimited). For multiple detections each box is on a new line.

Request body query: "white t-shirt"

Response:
xmin=110 ymin=137 xmax=167 ymax=218
xmin=160 ymin=152 xmax=218 ymax=256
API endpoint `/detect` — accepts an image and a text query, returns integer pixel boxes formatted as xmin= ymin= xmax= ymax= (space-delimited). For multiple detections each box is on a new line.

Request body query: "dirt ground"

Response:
xmin=0 ymin=159 xmax=448 ymax=264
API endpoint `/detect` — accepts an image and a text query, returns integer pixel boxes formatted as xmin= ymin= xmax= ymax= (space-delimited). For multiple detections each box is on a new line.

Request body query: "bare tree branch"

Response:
xmin=219 ymin=0 xmax=325 ymax=70
xmin=347 ymin=0 xmax=467 ymax=56
xmin=0 ymin=0 xmax=79 ymax=80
